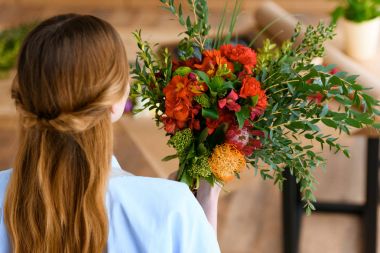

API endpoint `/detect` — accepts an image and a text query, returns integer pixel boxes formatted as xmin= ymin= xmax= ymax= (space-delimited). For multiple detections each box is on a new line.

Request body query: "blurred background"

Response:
xmin=0 ymin=0 xmax=379 ymax=252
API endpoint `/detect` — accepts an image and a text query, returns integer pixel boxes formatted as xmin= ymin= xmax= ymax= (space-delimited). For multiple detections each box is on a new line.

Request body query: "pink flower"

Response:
xmin=225 ymin=125 xmax=264 ymax=156
xmin=226 ymin=125 xmax=250 ymax=150
xmin=308 ymin=93 xmax=323 ymax=104
xmin=218 ymin=90 xmax=241 ymax=112
xmin=250 ymin=107 xmax=265 ymax=120
xmin=250 ymin=130 xmax=265 ymax=137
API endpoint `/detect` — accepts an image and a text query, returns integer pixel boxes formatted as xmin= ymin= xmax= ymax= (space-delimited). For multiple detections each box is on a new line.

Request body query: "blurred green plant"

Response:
xmin=0 ymin=23 xmax=35 ymax=78
xmin=331 ymin=0 xmax=380 ymax=23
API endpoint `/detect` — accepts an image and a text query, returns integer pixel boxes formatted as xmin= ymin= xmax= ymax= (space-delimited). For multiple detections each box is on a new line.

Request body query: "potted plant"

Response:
xmin=332 ymin=0 xmax=380 ymax=60
xmin=0 ymin=23 xmax=35 ymax=79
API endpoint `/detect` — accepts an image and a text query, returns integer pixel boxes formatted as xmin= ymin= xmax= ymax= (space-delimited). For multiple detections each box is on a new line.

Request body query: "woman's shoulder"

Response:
xmin=105 ymin=175 xmax=220 ymax=253
xmin=107 ymin=174 xmax=194 ymax=212
xmin=0 ymin=169 xmax=12 ymax=204
xmin=109 ymin=155 xmax=198 ymax=215
xmin=0 ymin=170 xmax=11 ymax=253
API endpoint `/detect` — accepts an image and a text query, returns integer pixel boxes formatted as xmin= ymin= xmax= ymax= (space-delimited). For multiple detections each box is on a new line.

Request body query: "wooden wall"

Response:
xmin=0 ymin=0 xmax=336 ymax=13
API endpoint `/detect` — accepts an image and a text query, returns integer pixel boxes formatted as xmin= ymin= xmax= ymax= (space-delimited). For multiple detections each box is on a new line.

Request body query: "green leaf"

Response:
xmin=199 ymin=127 xmax=209 ymax=142
xmin=250 ymin=95 xmax=259 ymax=107
xmin=306 ymin=122 xmax=320 ymax=132
xmin=194 ymin=70 xmax=210 ymax=84
xmin=322 ymin=118 xmax=338 ymax=129
xmin=162 ymin=154 xmax=178 ymax=161
xmin=236 ymin=106 xmax=250 ymax=129
xmin=223 ymin=81 xmax=235 ymax=90
xmin=306 ymin=150 xmax=315 ymax=158
xmin=288 ymin=121 xmax=307 ymax=130
xmin=210 ymin=76 xmax=224 ymax=91
xmin=320 ymin=104 xmax=329 ymax=117
xmin=331 ymin=6 xmax=345 ymax=23
xmin=343 ymin=149 xmax=350 ymax=158
xmin=173 ymin=66 xmax=192 ymax=76
xmin=345 ymin=118 xmax=362 ymax=128
xmin=202 ymin=107 xmax=219 ymax=120
xmin=316 ymin=136 xmax=325 ymax=144
xmin=197 ymin=143 xmax=209 ymax=155
xmin=179 ymin=170 xmax=194 ymax=186
xmin=305 ymin=133 xmax=314 ymax=139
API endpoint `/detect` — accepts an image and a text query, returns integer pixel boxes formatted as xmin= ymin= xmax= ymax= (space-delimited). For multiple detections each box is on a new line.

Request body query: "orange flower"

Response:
xmin=239 ymin=77 xmax=267 ymax=109
xmin=189 ymin=80 xmax=208 ymax=95
xmin=220 ymin=44 xmax=257 ymax=74
xmin=163 ymin=75 xmax=194 ymax=124
xmin=163 ymin=75 xmax=206 ymax=133
xmin=256 ymin=89 xmax=268 ymax=109
xmin=208 ymin=143 xmax=246 ymax=182
xmin=162 ymin=116 xmax=177 ymax=134
xmin=194 ymin=49 xmax=234 ymax=76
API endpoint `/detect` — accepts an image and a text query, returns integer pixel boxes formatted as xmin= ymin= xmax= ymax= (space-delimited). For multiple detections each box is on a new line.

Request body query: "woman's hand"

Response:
xmin=167 ymin=172 xmax=221 ymax=232
xmin=196 ymin=179 xmax=221 ymax=232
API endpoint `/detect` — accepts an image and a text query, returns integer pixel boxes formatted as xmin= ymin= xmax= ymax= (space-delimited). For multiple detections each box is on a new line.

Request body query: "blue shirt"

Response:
xmin=0 ymin=157 xmax=220 ymax=253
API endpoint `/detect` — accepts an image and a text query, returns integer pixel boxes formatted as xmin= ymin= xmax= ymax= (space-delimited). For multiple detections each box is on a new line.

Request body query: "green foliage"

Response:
xmin=167 ymin=128 xmax=217 ymax=189
xmin=250 ymin=23 xmax=379 ymax=214
xmin=167 ymin=128 xmax=194 ymax=156
xmin=131 ymin=30 xmax=170 ymax=125
xmin=194 ymin=93 xmax=211 ymax=108
xmin=294 ymin=22 xmax=336 ymax=64
xmin=160 ymin=0 xmax=243 ymax=59
xmin=236 ymin=105 xmax=250 ymax=128
xmin=188 ymin=155 xmax=212 ymax=178
xmin=331 ymin=0 xmax=380 ymax=23
xmin=202 ymin=107 xmax=219 ymax=120
xmin=0 ymin=23 xmax=34 ymax=78
xmin=256 ymin=39 xmax=282 ymax=72
xmin=213 ymin=0 xmax=242 ymax=49
xmin=160 ymin=0 xmax=210 ymax=56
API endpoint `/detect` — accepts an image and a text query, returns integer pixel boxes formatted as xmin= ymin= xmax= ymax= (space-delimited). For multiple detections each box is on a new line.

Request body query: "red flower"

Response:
xmin=226 ymin=125 xmax=250 ymax=150
xmin=189 ymin=105 xmax=201 ymax=131
xmin=194 ymin=49 xmax=234 ymax=76
xmin=206 ymin=110 xmax=235 ymax=135
xmin=249 ymin=107 xmax=265 ymax=120
xmin=163 ymin=75 xmax=204 ymax=133
xmin=163 ymin=76 xmax=193 ymax=122
xmin=162 ymin=116 xmax=177 ymax=134
xmin=330 ymin=67 xmax=339 ymax=75
xmin=308 ymin=93 xmax=324 ymax=104
xmin=240 ymin=77 xmax=268 ymax=110
xmin=189 ymin=80 xmax=208 ymax=95
xmin=220 ymin=44 xmax=257 ymax=74
xmin=218 ymin=90 xmax=241 ymax=112
xmin=240 ymin=77 xmax=261 ymax=98
xmin=172 ymin=58 xmax=200 ymax=72
xmin=225 ymin=125 xmax=263 ymax=156
xmin=256 ymin=89 xmax=267 ymax=109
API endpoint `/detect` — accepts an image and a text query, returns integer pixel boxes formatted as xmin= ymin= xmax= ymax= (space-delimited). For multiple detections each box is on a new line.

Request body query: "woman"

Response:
xmin=0 ymin=14 xmax=220 ymax=253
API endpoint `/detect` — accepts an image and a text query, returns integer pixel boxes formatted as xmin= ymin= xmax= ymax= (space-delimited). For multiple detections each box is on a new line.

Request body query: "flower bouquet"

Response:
xmin=131 ymin=0 xmax=379 ymax=213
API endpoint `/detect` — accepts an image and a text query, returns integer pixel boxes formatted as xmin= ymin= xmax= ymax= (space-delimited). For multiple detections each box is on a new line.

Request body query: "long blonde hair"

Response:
xmin=4 ymin=14 xmax=128 ymax=253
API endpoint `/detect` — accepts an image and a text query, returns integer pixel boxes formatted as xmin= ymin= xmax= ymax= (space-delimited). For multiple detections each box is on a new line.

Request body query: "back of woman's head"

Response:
xmin=4 ymin=14 xmax=128 ymax=253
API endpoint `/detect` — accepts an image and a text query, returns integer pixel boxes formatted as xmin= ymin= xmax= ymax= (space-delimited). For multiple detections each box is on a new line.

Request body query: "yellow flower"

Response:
xmin=208 ymin=143 xmax=246 ymax=182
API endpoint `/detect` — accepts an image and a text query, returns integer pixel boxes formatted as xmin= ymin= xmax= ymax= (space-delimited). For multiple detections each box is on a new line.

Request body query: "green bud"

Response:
xmin=173 ymin=66 xmax=192 ymax=77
